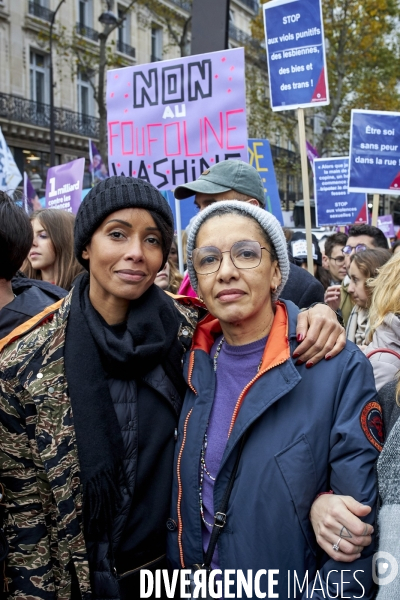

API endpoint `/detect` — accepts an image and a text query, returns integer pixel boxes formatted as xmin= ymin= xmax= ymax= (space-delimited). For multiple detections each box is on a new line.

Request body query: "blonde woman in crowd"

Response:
xmin=362 ymin=252 xmax=400 ymax=390
xmin=23 ymin=208 xmax=84 ymax=290
xmin=346 ymin=248 xmax=391 ymax=345
xmin=154 ymin=259 xmax=183 ymax=294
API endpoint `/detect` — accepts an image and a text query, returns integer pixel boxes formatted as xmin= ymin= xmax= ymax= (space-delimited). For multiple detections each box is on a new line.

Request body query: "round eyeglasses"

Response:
xmin=190 ymin=240 xmax=272 ymax=275
xmin=342 ymin=244 xmax=367 ymax=255
xmin=328 ymin=255 xmax=346 ymax=264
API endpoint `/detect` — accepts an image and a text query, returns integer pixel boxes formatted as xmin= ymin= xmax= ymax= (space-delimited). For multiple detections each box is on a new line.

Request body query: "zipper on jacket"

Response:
xmin=227 ymin=357 xmax=287 ymax=438
xmin=117 ymin=554 xmax=166 ymax=579
xmin=176 ymin=408 xmax=193 ymax=568
xmin=187 ymin=352 xmax=197 ymax=394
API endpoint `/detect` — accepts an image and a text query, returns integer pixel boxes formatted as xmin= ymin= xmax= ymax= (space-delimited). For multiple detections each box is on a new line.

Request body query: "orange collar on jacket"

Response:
xmin=188 ymin=300 xmax=291 ymax=438
xmin=0 ymin=299 xmax=63 ymax=353
xmin=190 ymin=300 xmax=290 ymax=372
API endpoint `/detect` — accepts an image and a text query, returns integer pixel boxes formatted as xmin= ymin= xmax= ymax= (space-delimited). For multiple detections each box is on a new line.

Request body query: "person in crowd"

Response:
xmin=310 ymin=372 xmax=400 ymax=600
xmin=175 ymin=160 xmax=326 ymax=308
xmin=0 ymin=177 xmax=344 ymax=600
xmin=391 ymin=238 xmax=400 ymax=255
xmin=288 ymin=230 xmax=331 ymax=290
xmin=167 ymin=202 xmax=378 ymax=598
xmin=346 ymin=248 xmax=391 ymax=346
xmin=323 ymin=232 xmax=348 ymax=316
xmin=362 ymin=252 xmax=400 ymax=390
xmin=323 ymin=231 xmax=348 ymax=284
xmin=325 ymin=224 xmax=388 ymax=326
xmin=168 ymin=236 xmax=179 ymax=267
xmin=374 ymin=371 xmax=400 ymax=598
xmin=155 ymin=259 xmax=183 ymax=294
xmin=0 ymin=192 xmax=66 ymax=340
xmin=23 ymin=208 xmax=84 ymax=290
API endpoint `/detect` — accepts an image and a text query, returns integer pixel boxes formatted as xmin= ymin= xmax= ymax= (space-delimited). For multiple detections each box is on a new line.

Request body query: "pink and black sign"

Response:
xmin=106 ymin=48 xmax=248 ymax=190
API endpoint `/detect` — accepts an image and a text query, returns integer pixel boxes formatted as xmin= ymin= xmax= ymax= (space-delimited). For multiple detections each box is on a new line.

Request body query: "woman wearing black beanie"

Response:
xmin=0 ymin=176 xmax=345 ymax=600
xmin=0 ymin=176 xmax=200 ymax=600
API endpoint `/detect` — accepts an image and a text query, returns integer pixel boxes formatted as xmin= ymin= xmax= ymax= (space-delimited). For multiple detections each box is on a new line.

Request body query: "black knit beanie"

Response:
xmin=74 ymin=176 xmax=174 ymax=270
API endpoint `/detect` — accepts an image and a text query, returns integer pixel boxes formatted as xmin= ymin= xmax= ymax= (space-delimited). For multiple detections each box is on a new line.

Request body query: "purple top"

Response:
xmin=202 ymin=334 xmax=267 ymax=570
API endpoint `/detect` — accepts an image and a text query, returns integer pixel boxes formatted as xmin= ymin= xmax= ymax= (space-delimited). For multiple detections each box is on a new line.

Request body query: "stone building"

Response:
xmin=0 ymin=0 xmax=302 ymax=204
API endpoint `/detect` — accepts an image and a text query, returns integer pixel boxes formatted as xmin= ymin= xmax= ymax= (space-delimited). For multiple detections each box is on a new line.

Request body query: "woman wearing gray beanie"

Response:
xmin=167 ymin=201 xmax=378 ymax=599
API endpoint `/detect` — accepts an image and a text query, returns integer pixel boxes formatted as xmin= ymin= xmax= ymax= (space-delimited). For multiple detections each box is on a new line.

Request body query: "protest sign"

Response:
xmin=89 ymin=140 xmax=108 ymax=184
xmin=314 ymin=157 xmax=367 ymax=227
xmin=248 ymin=139 xmax=283 ymax=224
xmin=45 ymin=158 xmax=85 ymax=214
xmin=0 ymin=126 xmax=22 ymax=193
xmin=377 ymin=214 xmax=395 ymax=238
xmin=106 ymin=48 xmax=248 ymax=190
xmin=263 ymin=0 xmax=329 ymax=111
xmin=349 ymin=109 xmax=400 ymax=195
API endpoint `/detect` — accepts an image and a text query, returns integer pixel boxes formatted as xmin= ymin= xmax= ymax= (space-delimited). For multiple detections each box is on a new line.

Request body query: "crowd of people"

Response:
xmin=0 ymin=160 xmax=399 ymax=599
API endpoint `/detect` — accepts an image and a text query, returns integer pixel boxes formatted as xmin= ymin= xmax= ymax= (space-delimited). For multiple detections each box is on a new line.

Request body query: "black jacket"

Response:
xmin=84 ymin=368 xmax=182 ymax=599
xmin=280 ymin=263 xmax=324 ymax=309
xmin=0 ymin=275 xmax=67 ymax=340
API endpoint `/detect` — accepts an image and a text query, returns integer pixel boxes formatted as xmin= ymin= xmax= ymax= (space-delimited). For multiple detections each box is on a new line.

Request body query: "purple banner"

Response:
xmin=106 ymin=48 xmax=248 ymax=190
xmin=45 ymin=158 xmax=85 ymax=214
xmin=377 ymin=214 xmax=395 ymax=238
xmin=89 ymin=140 xmax=109 ymax=184
xmin=306 ymin=140 xmax=319 ymax=165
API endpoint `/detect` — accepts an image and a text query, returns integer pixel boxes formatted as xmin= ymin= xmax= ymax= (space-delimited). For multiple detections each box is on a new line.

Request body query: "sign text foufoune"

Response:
xmin=107 ymin=48 xmax=248 ymax=190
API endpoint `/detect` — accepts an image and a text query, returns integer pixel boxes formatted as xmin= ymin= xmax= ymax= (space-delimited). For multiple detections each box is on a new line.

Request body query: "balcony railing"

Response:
xmin=117 ymin=40 xmax=136 ymax=58
xmin=236 ymin=0 xmax=259 ymax=13
xmin=28 ymin=0 xmax=54 ymax=22
xmin=0 ymin=92 xmax=100 ymax=139
xmin=229 ymin=23 xmax=251 ymax=45
xmin=169 ymin=0 xmax=192 ymax=11
xmin=75 ymin=21 xmax=99 ymax=42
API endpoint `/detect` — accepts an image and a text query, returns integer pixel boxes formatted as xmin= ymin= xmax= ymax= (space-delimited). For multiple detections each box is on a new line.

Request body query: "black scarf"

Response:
xmin=64 ymin=273 xmax=185 ymax=533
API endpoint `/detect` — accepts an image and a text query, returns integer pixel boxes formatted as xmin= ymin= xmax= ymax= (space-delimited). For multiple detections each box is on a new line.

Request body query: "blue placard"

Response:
xmin=248 ymin=139 xmax=283 ymax=224
xmin=263 ymin=0 xmax=329 ymax=111
xmin=349 ymin=109 xmax=400 ymax=195
xmin=314 ymin=157 xmax=367 ymax=226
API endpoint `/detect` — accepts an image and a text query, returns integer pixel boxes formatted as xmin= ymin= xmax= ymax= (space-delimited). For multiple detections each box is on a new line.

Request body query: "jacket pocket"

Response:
xmin=275 ymin=435 xmax=318 ymax=556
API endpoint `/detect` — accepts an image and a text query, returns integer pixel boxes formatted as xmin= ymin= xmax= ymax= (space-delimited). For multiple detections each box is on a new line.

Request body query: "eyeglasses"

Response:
xmin=328 ymin=255 xmax=346 ymax=264
xmin=190 ymin=240 xmax=272 ymax=275
xmin=342 ymin=244 xmax=367 ymax=255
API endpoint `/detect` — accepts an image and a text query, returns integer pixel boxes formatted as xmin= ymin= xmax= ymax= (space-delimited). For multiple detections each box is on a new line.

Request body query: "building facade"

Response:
xmin=0 ymin=0 xmax=302 ymax=204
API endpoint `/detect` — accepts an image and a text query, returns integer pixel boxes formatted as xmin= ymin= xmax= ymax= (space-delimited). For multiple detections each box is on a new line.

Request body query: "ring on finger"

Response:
xmin=332 ymin=538 xmax=342 ymax=552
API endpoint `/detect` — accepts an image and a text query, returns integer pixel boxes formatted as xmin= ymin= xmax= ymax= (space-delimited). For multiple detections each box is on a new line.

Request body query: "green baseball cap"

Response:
xmin=174 ymin=160 xmax=266 ymax=207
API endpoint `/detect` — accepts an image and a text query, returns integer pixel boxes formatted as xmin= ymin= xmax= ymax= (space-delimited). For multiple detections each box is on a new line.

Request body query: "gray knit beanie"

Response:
xmin=74 ymin=176 xmax=174 ymax=269
xmin=187 ymin=201 xmax=289 ymax=301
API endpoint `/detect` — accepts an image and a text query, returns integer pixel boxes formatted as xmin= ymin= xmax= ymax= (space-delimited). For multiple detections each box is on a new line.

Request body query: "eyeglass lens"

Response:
xmin=342 ymin=244 xmax=367 ymax=255
xmin=330 ymin=255 xmax=345 ymax=264
xmin=192 ymin=241 xmax=263 ymax=275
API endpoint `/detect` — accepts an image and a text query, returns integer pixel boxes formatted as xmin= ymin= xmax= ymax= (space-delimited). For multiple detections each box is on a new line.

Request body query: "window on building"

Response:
xmin=151 ymin=26 xmax=163 ymax=62
xmin=77 ymin=69 xmax=94 ymax=117
xmin=30 ymin=51 xmax=49 ymax=104
xmin=79 ymin=0 xmax=92 ymax=26
xmin=118 ymin=7 xmax=130 ymax=45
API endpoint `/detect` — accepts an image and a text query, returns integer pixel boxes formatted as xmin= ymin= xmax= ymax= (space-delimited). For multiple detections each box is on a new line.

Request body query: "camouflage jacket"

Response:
xmin=0 ymin=289 xmax=200 ymax=600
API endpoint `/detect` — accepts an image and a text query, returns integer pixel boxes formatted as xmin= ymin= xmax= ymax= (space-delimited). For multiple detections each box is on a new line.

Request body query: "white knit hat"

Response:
xmin=187 ymin=201 xmax=289 ymax=301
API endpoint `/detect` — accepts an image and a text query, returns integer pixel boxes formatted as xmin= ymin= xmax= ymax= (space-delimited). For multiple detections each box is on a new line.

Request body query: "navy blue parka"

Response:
xmin=167 ymin=300 xmax=381 ymax=599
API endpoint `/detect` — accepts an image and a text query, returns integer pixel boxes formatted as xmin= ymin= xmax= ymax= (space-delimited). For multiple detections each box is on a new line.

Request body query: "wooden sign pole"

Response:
xmin=175 ymin=197 xmax=184 ymax=274
xmin=371 ymin=194 xmax=379 ymax=227
xmin=298 ymin=108 xmax=314 ymax=275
